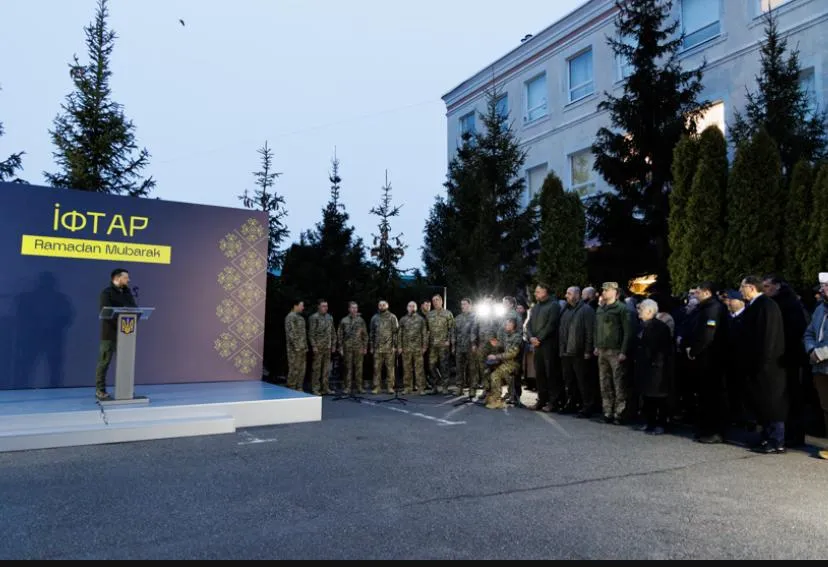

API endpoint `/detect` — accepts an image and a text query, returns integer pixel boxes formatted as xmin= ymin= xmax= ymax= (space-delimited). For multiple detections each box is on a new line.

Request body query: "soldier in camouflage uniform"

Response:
xmin=284 ymin=300 xmax=307 ymax=391
xmin=501 ymin=296 xmax=521 ymax=401
xmin=484 ymin=317 xmax=523 ymax=409
xmin=370 ymin=300 xmax=400 ymax=394
xmin=398 ymin=301 xmax=428 ymax=394
xmin=454 ymin=298 xmax=479 ymax=395
xmin=420 ymin=299 xmax=432 ymax=389
xmin=307 ymin=299 xmax=335 ymax=395
xmin=337 ymin=302 xmax=368 ymax=394
xmin=476 ymin=296 xmax=501 ymax=392
xmin=427 ymin=294 xmax=455 ymax=393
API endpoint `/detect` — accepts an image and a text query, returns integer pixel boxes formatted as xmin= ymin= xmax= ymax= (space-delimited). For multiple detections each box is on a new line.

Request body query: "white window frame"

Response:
xmin=524 ymin=73 xmax=548 ymax=123
xmin=799 ymin=66 xmax=818 ymax=116
xmin=495 ymin=94 xmax=509 ymax=120
xmin=526 ymin=162 xmax=548 ymax=203
xmin=692 ymin=100 xmax=726 ymax=136
xmin=568 ymin=148 xmax=596 ymax=197
xmin=567 ymin=48 xmax=595 ymax=103
xmin=459 ymin=111 xmax=476 ymax=136
xmin=616 ymin=34 xmax=636 ymax=82
xmin=758 ymin=0 xmax=792 ymax=14
xmin=680 ymin=0 xmax=721 ymax=50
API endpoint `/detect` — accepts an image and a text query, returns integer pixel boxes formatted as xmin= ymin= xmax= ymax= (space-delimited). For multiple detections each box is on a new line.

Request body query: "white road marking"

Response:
xmin=362 ymin=400 xmax=466 ymax=425
xmin=237 ymin=431 xmax=279 ymax=445
xmin=536 ymin=411 xmax=572 ymax=437
xmin=441 ymin=403 xmax=472 ymax=420
xmin=437 ymin=395 xmax=468 ymax=406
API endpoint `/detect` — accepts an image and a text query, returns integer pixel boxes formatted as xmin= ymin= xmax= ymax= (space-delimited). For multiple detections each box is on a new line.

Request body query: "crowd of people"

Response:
xmin=284 ymin=272 xmax=828 ymax=456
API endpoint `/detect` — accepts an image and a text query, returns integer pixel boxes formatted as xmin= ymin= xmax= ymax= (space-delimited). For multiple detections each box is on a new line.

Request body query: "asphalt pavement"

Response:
xmin=1 ymin=390 xmax=827 ymax=560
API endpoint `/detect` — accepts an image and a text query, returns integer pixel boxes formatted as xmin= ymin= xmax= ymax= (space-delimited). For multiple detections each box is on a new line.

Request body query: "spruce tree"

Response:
xmin=590 ymin=0 xmax=707 ymax=284
xmin=45 ymin=0 xmax=154 ymax=196
xmin=683 ymin=126 xmax=728 ymax=287
xmin=803 ymin=163 xmax=828 ymax=285
xmin=536 ymin=172 xmax=587 ymax=295
xmin=784 ymin=160 xmax=814 ymax=288
xmin=423 ymin=86 xmax=535 ymax=301
xmin=667 ymin=135 xmax=699 ymax=293
xmin=730 ymin=10 xmax=827 ymax=178
xmin=0 ymin=85 xmax=24 ymax=183
xmin=282 ymin=153 xmax=371 ymax=316
xmin=723 ymin=128 xmax=783 ymax=284
xmin=239 ymin=141 xmax=288 ymax=271
xmin=369 ymin=170 xmax=406 ymax=298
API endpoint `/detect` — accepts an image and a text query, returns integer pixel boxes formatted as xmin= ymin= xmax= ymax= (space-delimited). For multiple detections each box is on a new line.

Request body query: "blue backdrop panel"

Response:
xmin=0 ymin=182 xmax=269 ymax=390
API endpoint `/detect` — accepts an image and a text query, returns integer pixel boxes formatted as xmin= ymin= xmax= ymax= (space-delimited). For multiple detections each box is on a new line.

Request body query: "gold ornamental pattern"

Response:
xmin=213 ymin=217 xmax=267 ymax=375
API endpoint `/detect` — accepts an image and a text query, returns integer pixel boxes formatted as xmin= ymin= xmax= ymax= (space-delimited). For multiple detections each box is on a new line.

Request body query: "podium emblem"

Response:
xmin=120 ymin=315 xmax=136 ymax=335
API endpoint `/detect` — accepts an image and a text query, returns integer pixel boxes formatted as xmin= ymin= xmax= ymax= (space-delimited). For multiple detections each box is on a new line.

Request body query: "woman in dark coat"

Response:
xmin=634 ymin=299 xmax=675 ymax=435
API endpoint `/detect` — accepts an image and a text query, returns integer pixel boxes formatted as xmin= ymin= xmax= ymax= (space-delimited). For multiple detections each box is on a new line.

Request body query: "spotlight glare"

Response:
xmin=494 ymin=305 xmax=506 ymax=317
xmin=476 ymin=304 xmax=492 ymax=318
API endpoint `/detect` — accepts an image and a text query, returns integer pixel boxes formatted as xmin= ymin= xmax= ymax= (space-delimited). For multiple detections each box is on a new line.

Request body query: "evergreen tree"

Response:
xmin=723 ymin=128 xmax=783 ymax=284
xmin=682 ymin=126 xmax=728 ymax=287
xmin=667 ymin=135 xmax=700 ymax=293
xmin=0 ymin=85 xmax=24 ymax=183
xmin=803 ymin=163 xmax=828 ymax=285
xmin=45 ymin=0 xmax=154 ymax=196
xmin=281 ymin=153 xmax=371 ymax=317
xmin=239 ymin=141 xmax=288 ymax=271
xmin=369 ymin=170 xmax=406 ymax=298
xmin=784 ymin=160 xmax=814 ymax=288
xmin=536 ymin=172 xmax=587 ymax=295
xmin=589 ymin=0 xmax=708 ymax=284
xmin=423 ymin=87 xmax=536 ymax=301
xmin=730 ymin=10 xmax=827 ymax=178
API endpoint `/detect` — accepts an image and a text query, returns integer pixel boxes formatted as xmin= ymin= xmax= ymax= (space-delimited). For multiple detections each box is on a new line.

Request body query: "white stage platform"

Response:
xmin=0 ymin=381 xmax=321 ymax=453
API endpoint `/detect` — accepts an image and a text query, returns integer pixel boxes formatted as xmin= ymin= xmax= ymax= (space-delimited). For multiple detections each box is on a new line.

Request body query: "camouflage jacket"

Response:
xmin=398 ymin=313 xmax=428 ymax=351
xmin=454 ymin=312 xmax=478 ymax=353
xmin=427 ymin=308 xmax=455 ymax=347
xmin=337 ymin=315 xmax=368 ymax=351
xmin=370 ymin=311 xmax=399 ymax=353
xmin=307 ymin=312 xmax=335 ymax=351
xmin=285 ymin=311 xmax=307 ymax=352
xmin=493 ymin=329 xmax=523 ymax=363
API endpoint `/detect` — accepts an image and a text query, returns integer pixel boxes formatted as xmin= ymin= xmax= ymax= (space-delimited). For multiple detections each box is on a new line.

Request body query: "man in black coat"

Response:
xmin=739 ymin=276 xmax=789 ymax=454
xmin=763 ymin=275 xmax=810 ymax=447
xmin=96 ymin=268 xmax=137 ymax=401
xmin=686 ymin=282 xmax=729 ymax=443
xmin=527 ymin=283 xmax=562 ymax=411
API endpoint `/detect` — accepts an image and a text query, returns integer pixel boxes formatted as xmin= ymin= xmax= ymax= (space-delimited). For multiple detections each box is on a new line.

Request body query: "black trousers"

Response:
xmin=534 ymin=344 xmax=560 ymax=406
xmin=643 ymin=397 xmax=668 ymax=427
xmin=561 ymin=355 xmax=593 ymax=410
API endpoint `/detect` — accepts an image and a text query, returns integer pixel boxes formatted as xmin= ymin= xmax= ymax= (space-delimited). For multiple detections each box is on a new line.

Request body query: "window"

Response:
xmin=617 ymin=35 xmax=636 ymax=81
xmin=760 ymin=0 xmax=791 ymax=12
xmin=569 ymin=149 xmax=596 ymax=197
xmin=800 ymin=67 xmax=817 ymax=115
xmin=495 ymin=94 xmax=509 ymax=120
xmin=527 ymin=163 xmax=548 ymax=201
xmin=694 ymin=101 xmax=725 ymax=135
xmin=681 ymin=0 xmax=720 ymax=49
xmin=459 ymin=112 xmax=475 ymax=136
xmin=568 ymin=49 xmax=594 ymax=102
xmin=525 ymin=74 xmax=547 ymax=122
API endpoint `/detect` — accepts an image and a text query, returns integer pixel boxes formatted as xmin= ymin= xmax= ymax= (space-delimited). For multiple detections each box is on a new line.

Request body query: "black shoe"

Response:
xmin=575 ymin=411 xmax=591 ymax=419
xmin=696 ymin=434 xmax=724 ymax=444
xmin=751 ymin=441 xmax=786 ymax=455
xmin=613 ymin=417 xmax=627 ymax=426
xmin=95 ymin=390 xmax=112 ymax=401
xmin=603 ymin=415 xmax=614 ymax=424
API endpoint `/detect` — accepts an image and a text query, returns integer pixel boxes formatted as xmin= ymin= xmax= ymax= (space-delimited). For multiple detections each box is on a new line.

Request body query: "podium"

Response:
xmin=98 ymin=306 xmax=155 ymax=405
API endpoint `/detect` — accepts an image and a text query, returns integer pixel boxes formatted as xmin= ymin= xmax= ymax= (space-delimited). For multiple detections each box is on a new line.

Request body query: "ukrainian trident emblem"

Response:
xmin=120 ymin=315 xmax=136 ymax=335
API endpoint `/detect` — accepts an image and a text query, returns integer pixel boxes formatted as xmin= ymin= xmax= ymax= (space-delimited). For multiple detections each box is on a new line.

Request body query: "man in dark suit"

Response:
xmin=95 ymin=268 xmax=137 ymax=401
xmin=739 ymin=275 xmax=788 ymax=454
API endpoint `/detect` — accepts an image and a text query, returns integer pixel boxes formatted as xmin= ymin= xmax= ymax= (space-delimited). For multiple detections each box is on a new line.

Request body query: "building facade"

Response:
xmin=442 ymin=0 xmax=827 ymax=205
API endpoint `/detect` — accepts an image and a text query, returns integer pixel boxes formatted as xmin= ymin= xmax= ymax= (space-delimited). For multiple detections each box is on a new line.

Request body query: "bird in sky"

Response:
xmin=179 ymin=19 xmax=185 ymax=27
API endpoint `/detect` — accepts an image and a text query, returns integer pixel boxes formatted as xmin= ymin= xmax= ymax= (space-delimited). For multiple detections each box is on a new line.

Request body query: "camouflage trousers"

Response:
xmin=310 ymin=349 xmax=332 ymax=394
xmin=342 ymin=347 xmax=364 ymax=393
xmin=286 ymin=349 xmax=307 ymax=391
xmin=373 ymin=351 xmax=397 ymax=392
xmin=455 ymin=349 xmax=479 ymax=391
xmin=489 ymin=360 xmax=520 ymax=400
xmin=597 ymin=348 xmax=628 ymax=420
xmin=401 ymin=349 xmax=425 ymax=392
xmin=478 ymin=342 xmax=497 ymax=392
xmin=428 ymin=344 xmax=451 ymax=391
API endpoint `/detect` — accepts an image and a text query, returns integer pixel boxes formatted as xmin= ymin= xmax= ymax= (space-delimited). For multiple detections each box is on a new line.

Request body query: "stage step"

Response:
xmin=0 ymin=413 xmax=236 ymax=453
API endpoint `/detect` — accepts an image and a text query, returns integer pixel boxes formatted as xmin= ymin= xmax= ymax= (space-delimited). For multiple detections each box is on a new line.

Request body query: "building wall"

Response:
xmin=443 ymin=0 xmax=828 ymax=203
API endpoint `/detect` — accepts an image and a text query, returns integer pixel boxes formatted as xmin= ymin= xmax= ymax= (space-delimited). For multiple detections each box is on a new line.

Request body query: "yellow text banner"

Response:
xmin=21 ymin=235 xmax=172 ymax=265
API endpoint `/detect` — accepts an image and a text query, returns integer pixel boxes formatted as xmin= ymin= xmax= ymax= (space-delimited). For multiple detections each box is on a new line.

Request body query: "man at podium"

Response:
xmin=95 ymin=268 xmax=137 ymax=401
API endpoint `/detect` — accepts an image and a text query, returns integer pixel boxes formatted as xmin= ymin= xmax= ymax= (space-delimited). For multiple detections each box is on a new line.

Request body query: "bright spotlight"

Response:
xmin=494 ymin=304 xmax=506 ymax=318
xmin=476 ymin=303 xmax=492 ymax=318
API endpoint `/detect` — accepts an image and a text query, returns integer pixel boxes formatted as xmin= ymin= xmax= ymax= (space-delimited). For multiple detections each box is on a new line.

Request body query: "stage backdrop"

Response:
xmin=0 ymin=182 xmax=269 ymax=390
